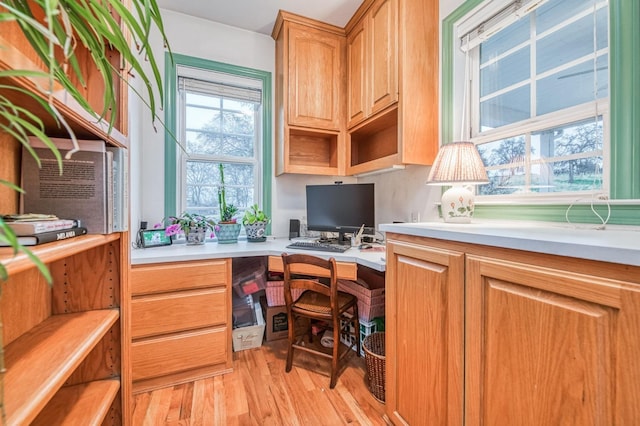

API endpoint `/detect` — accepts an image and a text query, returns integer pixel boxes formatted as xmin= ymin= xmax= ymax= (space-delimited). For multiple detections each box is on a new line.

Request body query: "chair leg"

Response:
xmin=330 ymin=319 xmax=340 ymax=389
xmin=353 ymin=304 xmax=361 ymax=358
xmin=286 ymin=312 xmax=295 ymax=373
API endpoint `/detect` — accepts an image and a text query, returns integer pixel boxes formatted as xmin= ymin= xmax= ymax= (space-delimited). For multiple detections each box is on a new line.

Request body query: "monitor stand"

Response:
xmin=336 ymin=231 xmax=350 ymax=245
xmin=318 ymin=232 xmax=350 ymax=245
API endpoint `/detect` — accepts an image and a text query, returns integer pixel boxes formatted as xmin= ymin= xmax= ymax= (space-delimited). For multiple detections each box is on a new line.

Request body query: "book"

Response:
xmin=3 ymin=218 xmax=82 ymax=236
xmin=21 ymin=139 xmax=112 ymax=234
xmin=107 ymin=146 xmax=128 ymax=232
xmin=27 ymin=136 xmax=106 ymax=153
xmin=0 ymin=226 xmax=87 ymax=246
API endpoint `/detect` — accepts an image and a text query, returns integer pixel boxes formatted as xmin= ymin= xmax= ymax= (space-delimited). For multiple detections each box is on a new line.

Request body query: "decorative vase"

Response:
xmin=244 ymin=221 xmax=268 ymax=242
xmin=185 ymin=226 xmax=207 ymax=245
xmin=215 ymin=222 xmax=241 ymax=244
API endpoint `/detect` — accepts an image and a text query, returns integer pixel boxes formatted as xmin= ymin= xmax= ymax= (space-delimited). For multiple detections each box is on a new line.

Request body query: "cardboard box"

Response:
xmin=232 ymin=301 xmax=265 ymax=352
xmin=260 ymin=297 xmax=289 ymax=341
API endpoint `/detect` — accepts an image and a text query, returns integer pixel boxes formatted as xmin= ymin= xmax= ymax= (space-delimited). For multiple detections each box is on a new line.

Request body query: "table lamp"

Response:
xmin=427 ymin=141 xmax=489 ymax=223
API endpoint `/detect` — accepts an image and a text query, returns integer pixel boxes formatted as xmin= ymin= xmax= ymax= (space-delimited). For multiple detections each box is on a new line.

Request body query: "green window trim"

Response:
xmin=163 ymin=52 xmax=273 ymax=232
xmin=442 ymin=0 xmax=640 ymax=225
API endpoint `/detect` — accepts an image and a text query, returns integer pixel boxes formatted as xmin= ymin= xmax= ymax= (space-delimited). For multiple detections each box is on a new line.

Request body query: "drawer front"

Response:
xmin=132 ymin=327 xmax=227 ymax=381
xmin=131 ymin=259 xmax=230 ymax=295
xmin=131 ymin=288 xmax=227 ymax=339
xmin=268 ymin=255 xmax=357 ymax=280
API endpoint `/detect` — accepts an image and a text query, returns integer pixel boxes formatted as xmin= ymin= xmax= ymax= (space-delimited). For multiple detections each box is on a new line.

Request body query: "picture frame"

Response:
xmin=140 ymin=228 xmax=172 ymax=248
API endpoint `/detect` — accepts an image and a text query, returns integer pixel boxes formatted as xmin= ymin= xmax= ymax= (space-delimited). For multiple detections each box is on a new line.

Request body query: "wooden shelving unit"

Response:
xmin=4 ymin=311 xmax=119 ymax=425
xmin=0 ymin=3 xmax=130 ymax=424
xmin=33 ymin=380 xmax=121 ymax=425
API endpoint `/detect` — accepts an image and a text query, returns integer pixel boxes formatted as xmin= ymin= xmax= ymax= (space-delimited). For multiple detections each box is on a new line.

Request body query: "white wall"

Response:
xmin=131 ymin=3 xmax=464 ymax=239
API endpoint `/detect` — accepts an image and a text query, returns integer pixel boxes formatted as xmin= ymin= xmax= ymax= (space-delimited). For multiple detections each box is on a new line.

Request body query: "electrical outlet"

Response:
xmin=410 ymin=212 xmax=420 ymax=223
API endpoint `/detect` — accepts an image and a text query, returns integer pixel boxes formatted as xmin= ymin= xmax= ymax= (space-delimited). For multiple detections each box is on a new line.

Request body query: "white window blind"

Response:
xmin=459 ymin=0 xmax=549 ymax=51
xmin=178 ymin=76 xmax=261 ymax=104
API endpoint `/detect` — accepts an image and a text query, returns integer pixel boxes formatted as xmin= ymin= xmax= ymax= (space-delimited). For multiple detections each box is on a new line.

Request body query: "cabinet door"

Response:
xmin=368 ymin=0 xmax=397 ymax=116
xmin=347 ymin=20 xmax=367 ymax=128
xmin=465 ymin=255 xmax=625 ymax=425
xmin=386 ymin=240 xmax=464 ymax=425
xmin=287 ymin=23 xmax=343 ymax=130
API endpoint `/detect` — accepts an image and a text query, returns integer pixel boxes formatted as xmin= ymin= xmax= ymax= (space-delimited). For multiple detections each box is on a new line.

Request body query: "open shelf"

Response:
xmin=288 ymin=127 xmax=340 ymax=169
xmin=4 ymin=309 xmax=120 ymax=425
xmin=0 ymin=234 xmax=121 ymax=276
xmin=0 ymin=31 xmax=127 ymax=147
xmin=32 ymin=379 xmax=120 ymax=426
xmin=348 ymin=106 xmax=399 ymax=174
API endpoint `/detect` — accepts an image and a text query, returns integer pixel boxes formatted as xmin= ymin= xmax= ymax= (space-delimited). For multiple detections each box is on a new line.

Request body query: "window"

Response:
xmin=460 ymin=0 xmax=609 ymax=198
xmin=164 ymin=54 xmax=272 ymax=230
xmin=177 ymin=70 xmax=262 ymax=219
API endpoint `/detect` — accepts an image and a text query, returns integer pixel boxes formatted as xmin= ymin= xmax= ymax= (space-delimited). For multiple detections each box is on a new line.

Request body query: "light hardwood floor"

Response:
xmin=132 ymin=338 xmax=387 ymax=425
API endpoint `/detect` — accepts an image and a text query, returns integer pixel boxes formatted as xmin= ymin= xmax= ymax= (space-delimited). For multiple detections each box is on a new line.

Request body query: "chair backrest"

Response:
xmin=281 ymin=253 xmax=339 ymax=312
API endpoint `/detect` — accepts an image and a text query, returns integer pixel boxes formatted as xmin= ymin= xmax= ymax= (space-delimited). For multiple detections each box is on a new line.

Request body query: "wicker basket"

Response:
xmin=363 ymin=332 xmax=385 ymax=403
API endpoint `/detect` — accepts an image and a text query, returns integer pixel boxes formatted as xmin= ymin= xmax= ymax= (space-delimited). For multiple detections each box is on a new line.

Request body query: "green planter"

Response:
xmin=215 ymin=223 xmax=241 ymax=244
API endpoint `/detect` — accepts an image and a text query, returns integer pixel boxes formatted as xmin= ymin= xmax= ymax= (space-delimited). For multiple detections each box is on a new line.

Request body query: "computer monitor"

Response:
xmin=306 ymin=183 xmax=375 ymax=244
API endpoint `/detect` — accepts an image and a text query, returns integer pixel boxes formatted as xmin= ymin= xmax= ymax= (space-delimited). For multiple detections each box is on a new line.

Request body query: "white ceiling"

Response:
xmin=156 ymin=0 xmax=364 ymax=35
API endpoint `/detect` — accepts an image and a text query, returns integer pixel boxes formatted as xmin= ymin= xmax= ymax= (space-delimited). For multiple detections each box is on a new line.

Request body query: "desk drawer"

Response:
xmin=132 ymin=327 xmax=227 ymax=381
xmin=131 ymin=259 xmax=230 ymax=295
xmin=268 ymin=255 xmax=357 ymax=280
xmin=132 ymin=288 xmax=227 ymax=338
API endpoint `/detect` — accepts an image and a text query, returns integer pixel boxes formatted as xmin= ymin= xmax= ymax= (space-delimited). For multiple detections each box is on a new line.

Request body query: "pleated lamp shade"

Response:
xmin=427 ymin=141 xmax=489 ymax=223
xmin=427 ymin=141 xmax=489 ymax=185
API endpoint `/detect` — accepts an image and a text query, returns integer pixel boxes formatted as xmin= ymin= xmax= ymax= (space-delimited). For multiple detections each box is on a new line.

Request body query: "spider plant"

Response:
xmin=0 ymin=0 xmax=170 ymax=281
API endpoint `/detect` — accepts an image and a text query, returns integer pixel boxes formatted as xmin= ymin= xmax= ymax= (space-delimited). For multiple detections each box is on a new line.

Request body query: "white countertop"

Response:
xmin=379 ymin=221 xmax=640 ymax=267
xmin=130 ymin=237 xmax=387 ymax=271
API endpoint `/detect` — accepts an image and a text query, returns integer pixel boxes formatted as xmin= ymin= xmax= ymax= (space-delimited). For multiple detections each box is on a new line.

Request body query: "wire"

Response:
xmin=564 ymin=0 xmax=610 ymax=230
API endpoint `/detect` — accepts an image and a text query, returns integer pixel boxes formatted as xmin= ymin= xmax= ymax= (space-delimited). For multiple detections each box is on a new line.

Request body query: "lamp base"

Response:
xmin=440 ymin=186 xmax=475 ymax=223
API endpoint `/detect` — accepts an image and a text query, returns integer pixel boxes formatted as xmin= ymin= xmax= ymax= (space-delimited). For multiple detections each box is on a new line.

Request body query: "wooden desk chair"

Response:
xmin=281 ymin=253 xmax=360 ymax=388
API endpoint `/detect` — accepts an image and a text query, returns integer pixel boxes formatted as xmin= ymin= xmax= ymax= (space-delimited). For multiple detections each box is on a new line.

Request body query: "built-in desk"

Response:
xmin=129 ymin=237 xmax=385 ymax=393
xmin=130 ymin=237 xmax=386 ymax=271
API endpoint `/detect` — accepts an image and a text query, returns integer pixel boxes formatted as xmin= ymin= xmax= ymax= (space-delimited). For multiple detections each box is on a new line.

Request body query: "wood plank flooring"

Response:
xmin=132 ymin=339 xmax=387 ymax=425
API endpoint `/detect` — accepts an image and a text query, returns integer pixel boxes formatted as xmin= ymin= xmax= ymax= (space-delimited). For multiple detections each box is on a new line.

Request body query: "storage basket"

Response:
xmin=338 ymin=278 xmax=385 ymax=322
xmin=363 ymin=332 xmax=385 ymax=403
xmin=265 ymin=280 xmax=305 ymax=306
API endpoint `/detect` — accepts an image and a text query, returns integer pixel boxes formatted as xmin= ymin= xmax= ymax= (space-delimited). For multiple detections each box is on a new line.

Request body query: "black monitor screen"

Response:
xmin=306 ymin=183 xmax=375 ymax=238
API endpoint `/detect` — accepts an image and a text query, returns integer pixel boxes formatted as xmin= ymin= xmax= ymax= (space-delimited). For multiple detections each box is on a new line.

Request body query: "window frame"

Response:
xmin=164 ymin=53 xmax=272 ymax=231
xmin=442 ymin=0 xmax=640 ymax=225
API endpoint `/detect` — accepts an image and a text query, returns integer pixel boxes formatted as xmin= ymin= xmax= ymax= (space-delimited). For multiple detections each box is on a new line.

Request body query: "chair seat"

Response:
xmin=293 ymin=290 xmax=357 ymax=316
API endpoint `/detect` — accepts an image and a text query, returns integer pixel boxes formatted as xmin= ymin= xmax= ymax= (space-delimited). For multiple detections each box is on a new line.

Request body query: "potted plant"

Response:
xmin=164 ymin=212 xmax=215 ymax=245
xmin=242 ymin=204 xmax=270 ymax=242
xmin=214 ymin=163 xmax=241 ymax=243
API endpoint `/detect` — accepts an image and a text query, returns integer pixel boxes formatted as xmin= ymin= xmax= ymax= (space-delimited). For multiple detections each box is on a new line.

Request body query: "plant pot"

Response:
xmin=185 ymin=226 xmax=207 ymax=245
xmin=244 ymin=221 xmax=268 ymax=242
xmin=215 ymin=222 xmax=241 ymax=244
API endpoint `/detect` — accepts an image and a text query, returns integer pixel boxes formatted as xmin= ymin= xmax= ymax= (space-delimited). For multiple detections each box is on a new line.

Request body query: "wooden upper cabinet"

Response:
xmin=272 ymin=11 xmax=346 ymax=176
xmin=368 ymin=0 xmax=398 ymax=117
xmin=347 ymin=20 xmax=367 ymax=128
xmin=346 ymin=0 xmax=397 ymax=129
xmin=288 ymin=23 xmax=343 ymax=130
xmin=346 ymin=0 xmax=438 ymax=175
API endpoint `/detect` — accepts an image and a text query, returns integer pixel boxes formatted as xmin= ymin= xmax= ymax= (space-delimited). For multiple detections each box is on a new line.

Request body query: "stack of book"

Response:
xmin=1 ymin=214 xmax=87 ymax=246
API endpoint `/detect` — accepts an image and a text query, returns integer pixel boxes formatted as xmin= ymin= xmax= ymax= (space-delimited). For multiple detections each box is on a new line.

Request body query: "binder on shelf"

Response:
xmin=0 ymin=226 xmax=88 ymax=246
xmin=21 ymin=138 xmax=114 ymax=234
